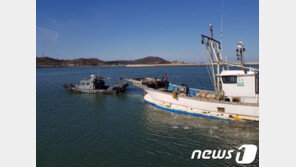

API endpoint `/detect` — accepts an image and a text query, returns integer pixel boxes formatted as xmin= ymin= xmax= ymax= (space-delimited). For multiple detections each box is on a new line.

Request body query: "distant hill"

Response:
xmin=36 ymin=56 xmax=171 ymax=67
xmin=132 ymin=56 xmax=170 ymax=64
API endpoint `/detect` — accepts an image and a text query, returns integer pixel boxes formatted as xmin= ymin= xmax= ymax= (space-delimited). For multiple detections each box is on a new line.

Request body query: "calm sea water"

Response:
xmin=37 ymin=66 xmax=259 ymax=167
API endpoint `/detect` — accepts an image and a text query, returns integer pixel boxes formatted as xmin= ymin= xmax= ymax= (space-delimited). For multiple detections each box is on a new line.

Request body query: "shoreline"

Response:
xmin=36 ymin=62 xmax=259 ymax=68
xmin=125 ymin=62 xmax=259 ymax=67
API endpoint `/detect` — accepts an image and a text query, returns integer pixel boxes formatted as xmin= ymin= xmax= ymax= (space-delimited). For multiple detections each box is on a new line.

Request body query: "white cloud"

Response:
xmin=37 ymin=26 xmax=58 ymax=42
xmin=47 ymin=17 xmax=62 ymax=29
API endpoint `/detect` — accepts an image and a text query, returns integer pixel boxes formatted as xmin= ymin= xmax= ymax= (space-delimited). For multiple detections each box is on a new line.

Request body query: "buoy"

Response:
xmin=233 ymin=115 xmax=243 ymax=121
xmin=172 ymin=91 xmax=177 ymax=99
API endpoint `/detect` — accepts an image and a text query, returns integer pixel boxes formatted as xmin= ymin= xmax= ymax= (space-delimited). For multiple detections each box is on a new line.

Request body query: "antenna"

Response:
xmin=220 ymin=0 xmax=224 ymax=55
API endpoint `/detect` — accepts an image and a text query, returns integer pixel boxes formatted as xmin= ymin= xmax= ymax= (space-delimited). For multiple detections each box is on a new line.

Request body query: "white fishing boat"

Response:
xmin=127 ymin=27 xmax=259 ymax=124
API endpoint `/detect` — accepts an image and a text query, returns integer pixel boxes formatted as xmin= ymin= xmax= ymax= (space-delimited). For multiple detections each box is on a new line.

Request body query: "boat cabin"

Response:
xmin=78 ymin=74 xmax=108 ymax=90
xmin=217 ymin=70 xmax=259 ymax=103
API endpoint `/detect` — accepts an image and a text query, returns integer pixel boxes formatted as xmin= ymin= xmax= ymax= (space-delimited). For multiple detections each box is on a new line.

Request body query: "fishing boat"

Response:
xmin=126 ymin=28 xmax=259 ymax=124
xmin=63 ymin=74 xmax=128 ymax=94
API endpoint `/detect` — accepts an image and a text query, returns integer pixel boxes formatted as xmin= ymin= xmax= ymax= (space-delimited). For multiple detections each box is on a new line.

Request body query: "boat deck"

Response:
xmin=127 ymin=78 xmax=259 ymax=107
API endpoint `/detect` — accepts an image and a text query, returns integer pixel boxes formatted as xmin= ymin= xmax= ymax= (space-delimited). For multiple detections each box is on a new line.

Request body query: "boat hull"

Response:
xmin=144 ymin=88 xmax=259 ymax=123
xmin=63 ymin=83 xmax=128 ymax=94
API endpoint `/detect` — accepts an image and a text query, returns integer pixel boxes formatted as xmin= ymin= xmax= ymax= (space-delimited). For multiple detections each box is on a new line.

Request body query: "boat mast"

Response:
xmin=201 ymin=25 xmax=223 ymax=94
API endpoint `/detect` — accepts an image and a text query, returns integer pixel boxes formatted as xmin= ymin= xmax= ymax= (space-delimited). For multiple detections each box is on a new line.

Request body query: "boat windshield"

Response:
xmin=222 ymin=76 xmax=237 ymax=84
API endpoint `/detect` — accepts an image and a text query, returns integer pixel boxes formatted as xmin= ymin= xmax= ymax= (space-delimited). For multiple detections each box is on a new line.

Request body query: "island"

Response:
xmin=36 ymin=56 xmax=258 ymax=68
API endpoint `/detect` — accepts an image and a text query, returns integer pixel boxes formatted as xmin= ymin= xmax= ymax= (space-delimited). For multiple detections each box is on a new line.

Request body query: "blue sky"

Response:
xmin=37 ymin=0 xmax=258 ymax=62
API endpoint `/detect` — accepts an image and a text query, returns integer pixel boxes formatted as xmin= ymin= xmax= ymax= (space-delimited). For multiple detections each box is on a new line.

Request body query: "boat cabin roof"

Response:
xmin=80 ymin=75 xmax=104 ymax=83
xmin=217 ymin=70 xmax=255 ymax=76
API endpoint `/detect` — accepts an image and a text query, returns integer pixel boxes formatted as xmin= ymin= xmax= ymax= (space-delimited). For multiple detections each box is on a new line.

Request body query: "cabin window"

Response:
xmin=255 ymin=73 xmax=259 ymax=94
xmin=222 ymin=76 xmax=237 ymax=84
xmin=81 ymin=82 xmax=85 ymax=85
xmin=217 ymin=107 xmax=225 ymax=112
xmin=86 ymin=82 xmax=90 ymax=85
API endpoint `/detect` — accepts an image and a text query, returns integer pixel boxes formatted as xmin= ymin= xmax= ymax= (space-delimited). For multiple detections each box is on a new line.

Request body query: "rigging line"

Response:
xmin=205 ymin=58 xmax=213 ymax=85
xmin=201 ymin=45 xmax=211 ymax=82
xmin=207 ymin=44 xmax=216 ymax=90
xmin=220 ymin=0 xmax=224 ymax=55
xmin=207 ymin=57 xmax=214 ymax=89
xmin=205 ymin=58 xmax=213 ymax=87
xmin=202 ymin=45 xmax=215 ymax=89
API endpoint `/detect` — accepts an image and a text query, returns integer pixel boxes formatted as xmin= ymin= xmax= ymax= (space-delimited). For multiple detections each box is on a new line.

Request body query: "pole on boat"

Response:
xmin=236 ymin=42 xmax=246 ymax=70
xmin=209 ymin=24 xmax=220 ymax=93
xmin=200 ymin=25 xmax=223 ymax=94
xmin=201 ymin=23 xmax=225 ymax=96
xmin=210 ymin=24 xmax=213 ymax=39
